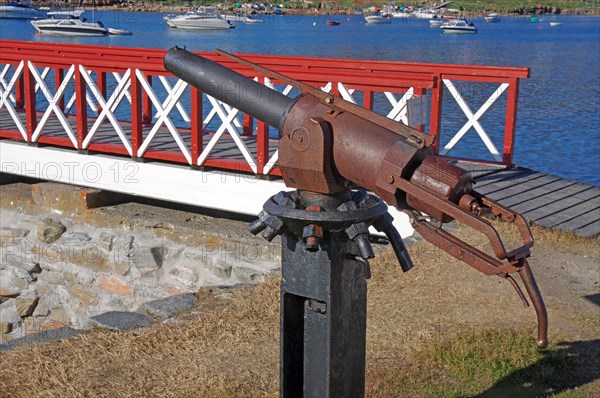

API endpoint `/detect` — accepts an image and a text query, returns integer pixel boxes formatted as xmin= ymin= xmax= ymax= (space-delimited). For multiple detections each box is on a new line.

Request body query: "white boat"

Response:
xmin=391 ymin=11 xmax=414 ymax=18
xmin=441 ymin=19 xmax=478 ymax=34
xmin=108 ymin=27 xmax=132 ymax=35
xmin=365 ymin=14 xmax=392 ymax=24
xmin=413 ymin=9 xmax=440 ymax=19
xmin=244 ymin=16 xmax=264 ymax=24
xmin=484 ymin=13 xmax=500 ymax=23
xmin=0 ymin=1 xmax=45 ymax=19
xmin=549 ymin=21 xmax=563 ymax=27
xmin=429 ymin=19 xmax=444 ymax=27
xmin=220 ymin=14 xmax=264 ymax=23
xmin=165 ymin=7 xmax=233 ymax=30
xmin=31 ymin=10 xmax=108 ymax=36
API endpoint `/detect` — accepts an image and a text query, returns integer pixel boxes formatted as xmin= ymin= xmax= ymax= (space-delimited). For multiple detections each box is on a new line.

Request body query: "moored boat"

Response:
xmin=365 ymin=13 xmax=391 ymax=24
xmin=413 ymin=8 xmax=440 ymax=19
xmin=31 ymin=10 xmax=108 ymax=36
xmin=392 ymin=11 xmax=413 ymax=18
xmin=108 ymin=27 xmax=132 ymax=35
xmin=441 ymin=19 xmax=477 ymax=34
xmin=484 ymin=13 xmax=500 ymax=23
xmin=0 ymin=1 xmax=45 ymax=19
xmin=326 ymin=20 xmax=341 ymax=26
xmin=549 ymin=21 xmax=563 ymax=27
xmin=165 ymin=7 xmax=233 ymax=30
xmin=429 ymin=19 xmax=444 ymax=27
xmin=220 ymin=14 xmax=264 ymax=23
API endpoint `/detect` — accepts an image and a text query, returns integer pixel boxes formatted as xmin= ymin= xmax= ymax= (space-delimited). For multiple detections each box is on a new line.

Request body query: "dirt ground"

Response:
xmin=0 ymin=220 xmax=598 ymax=397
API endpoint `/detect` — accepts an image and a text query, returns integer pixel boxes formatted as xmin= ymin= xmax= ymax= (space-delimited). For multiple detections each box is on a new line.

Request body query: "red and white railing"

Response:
xmin=0 ymin=40 xmax=529 ymax=176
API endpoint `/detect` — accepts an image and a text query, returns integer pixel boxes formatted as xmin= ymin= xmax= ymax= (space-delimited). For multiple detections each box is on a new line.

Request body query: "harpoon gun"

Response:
xmin=164 ymin=46 xmax=548 ymax=349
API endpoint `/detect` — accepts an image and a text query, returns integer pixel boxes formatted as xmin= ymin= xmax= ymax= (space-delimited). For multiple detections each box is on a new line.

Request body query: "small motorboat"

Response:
xmin=220 ymin=14 xmax=264 ymax=23
xmin=31 ymin=10 xmax=108 ymax=36
xmin=413 ymin=8 xmax=439 ymax=19
xmin=429 ymin=19 xmax=444 ymax=27
xmin=165 ymin=7 xmax=233 ymax=30
xmin=0 ymin=1 xmax=45 ymax=19
xmin=365 ymin=13 xmax=392 ymax=24
xmin=441 ymin=19 xmax=478 ymax=34
xmin=244 ymin=16 xmax=264 ymax=23
xmin=326 ymin=20 xmax=341 ymax=26
xmin=549 ymin=21 xmax=563 ymax=27
xmin=392 ymin=11 xmax=413 ymax=18
xmin=484 ymin=13 xmax=500 ymax=23
xmin=108 ymin=27 xmax=132 ymax=35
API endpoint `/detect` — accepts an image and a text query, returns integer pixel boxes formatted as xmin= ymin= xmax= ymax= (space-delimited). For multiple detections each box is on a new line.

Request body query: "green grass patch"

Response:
xmin=389 ymin=329 xmax=597 ymax=398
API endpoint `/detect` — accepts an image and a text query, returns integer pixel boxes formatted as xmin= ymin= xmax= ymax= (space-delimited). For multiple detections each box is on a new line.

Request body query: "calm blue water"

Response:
xmin=1 ymin=12 xmax=599 ymax=185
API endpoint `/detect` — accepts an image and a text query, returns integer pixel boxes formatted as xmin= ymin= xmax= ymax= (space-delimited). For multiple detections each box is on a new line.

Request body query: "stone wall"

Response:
xmin=0 ymin=180 xmax=280 ymax=342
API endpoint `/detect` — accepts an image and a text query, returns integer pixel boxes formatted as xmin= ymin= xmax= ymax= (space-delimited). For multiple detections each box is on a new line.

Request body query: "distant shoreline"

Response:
xmin=27 ymin=2 xmax=600 ymax=17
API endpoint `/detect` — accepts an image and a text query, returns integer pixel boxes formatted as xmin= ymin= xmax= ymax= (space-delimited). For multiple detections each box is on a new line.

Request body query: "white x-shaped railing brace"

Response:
xmin=30 ymin=63 xmax=78 ymax=148
xmin=63 ymin=68 xmax=98 ymax=115
xmin=199 ymin=94 xmax=257 ymax=172
xmin=0 ymin=61 xmax=26 ymax=140
xmin=82 ymin=66 xmax=133 ymax=155
xmin=137 ymin=69 xmax=192 ymax=164
xmin=112 ymin=72 xmax=132 ymax=105
xmin=385 ymin=88 xmax=415 ymax=125
xmin=156 ymin=76 xmax=190 ymax=123
xmin=33 ymin=67 xmax=50 ymax=95
xmin=337 ymin=83 xmax=357 ymax=104
xmin=0 ymin=64 xmax=18 ymax=105
xmin=441 ymin=79 xmax=507 ymax=162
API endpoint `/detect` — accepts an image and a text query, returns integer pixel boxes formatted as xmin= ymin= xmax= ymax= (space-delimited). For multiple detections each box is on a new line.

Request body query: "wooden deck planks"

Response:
xmin=573 ymin=220 xmax=600 ymax=238
xmin=473 ymin=168 xmax=600 ymax=237
xmin=497 ymin=180 xmax=582 ymax=209
xmin=477 ymin=174 xmax=565 ymax=200
xmin=509 ymin=183 xmax=595 ymax=214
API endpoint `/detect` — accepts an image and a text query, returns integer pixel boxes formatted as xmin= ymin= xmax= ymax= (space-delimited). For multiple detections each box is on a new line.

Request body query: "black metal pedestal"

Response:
xmin=281 ymin=227 xmax=368 ymax=398
xmin=250 ymin=190 xmax=412 ymax=398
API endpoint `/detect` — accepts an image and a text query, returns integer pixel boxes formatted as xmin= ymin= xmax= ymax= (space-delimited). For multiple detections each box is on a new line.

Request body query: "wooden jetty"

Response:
xmin=459 ymin=163 xmax=600 ymax=238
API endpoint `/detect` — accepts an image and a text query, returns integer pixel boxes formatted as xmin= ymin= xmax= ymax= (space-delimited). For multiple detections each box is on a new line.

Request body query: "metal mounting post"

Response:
xmin=250 ymin=190 xmax=408 ymax=398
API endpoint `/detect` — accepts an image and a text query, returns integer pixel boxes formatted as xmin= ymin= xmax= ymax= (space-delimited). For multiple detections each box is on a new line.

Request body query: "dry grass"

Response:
xmin=0 ymin=225 xmax=598 ymax=397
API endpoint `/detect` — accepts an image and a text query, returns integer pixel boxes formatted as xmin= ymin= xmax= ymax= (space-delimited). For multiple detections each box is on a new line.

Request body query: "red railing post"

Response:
xmin=130 ymin=68 xmax=143 ymax=159
xmin=331 ymin=82 xmax=340 ymax=97
xmin=191 ymin=86 xmax=203 ymax=166
xmin=242 ymin=113 xmax=254 ymax=136
xmin=97 ymin=70 xmax=106 ymax=114
xmin=23 ymin=60 xmax=36 ymax=142
xmin=429 ymin=74 xmax=444 ymax=155
xmin=74 ymin=64 xmax=88 ymax=149
xmin=15 ymin=63 xmax=24 ymax=110
xmin=363 ymin=90 xmax=374 ymax=111
xmin=55 ymin=68 xmax=64 ymax=111
xmin=142 ymin=74 xmax=152 ymax=124
xmin=503 ymin=77 xmax=520 ymax=166
xmin=257 ymin=120 xmax=269 ymax=175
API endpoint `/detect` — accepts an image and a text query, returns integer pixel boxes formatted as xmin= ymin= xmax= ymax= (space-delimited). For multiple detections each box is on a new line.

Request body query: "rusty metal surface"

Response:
xmin=518 ymin=261 xmax=549 ymax=349
xmin=406 ymin=156 xmax=473 ymax=222
xmin=166 ymin=47 xmax=548 ymax=351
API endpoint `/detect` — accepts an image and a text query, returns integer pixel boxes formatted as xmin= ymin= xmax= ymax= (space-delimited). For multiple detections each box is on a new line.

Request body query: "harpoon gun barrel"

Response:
xmin=164 ymin=46 xmax=295 ymax=131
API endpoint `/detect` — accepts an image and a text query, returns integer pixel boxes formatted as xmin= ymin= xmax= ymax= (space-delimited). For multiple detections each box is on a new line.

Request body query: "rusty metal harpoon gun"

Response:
xmin=164 ymin=47 xmax=548 ymax=348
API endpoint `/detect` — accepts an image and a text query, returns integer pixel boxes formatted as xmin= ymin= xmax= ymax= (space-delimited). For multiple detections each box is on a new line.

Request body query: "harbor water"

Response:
xmin=0 ymin=12 xmax=598 ymax=185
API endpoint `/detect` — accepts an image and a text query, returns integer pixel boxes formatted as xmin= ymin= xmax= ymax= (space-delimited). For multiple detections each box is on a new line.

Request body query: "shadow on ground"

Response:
xmin=476 ymin=339 xmax=600 ymax=398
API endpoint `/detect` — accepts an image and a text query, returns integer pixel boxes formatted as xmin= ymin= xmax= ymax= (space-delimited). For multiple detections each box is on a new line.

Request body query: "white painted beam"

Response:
xmin=0 ymin=141 xmax=414 ymax=239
